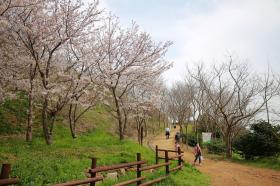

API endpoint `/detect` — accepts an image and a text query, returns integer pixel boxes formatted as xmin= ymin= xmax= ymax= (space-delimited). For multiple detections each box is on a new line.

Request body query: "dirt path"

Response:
xmin=149 ymin=128 xmax=280 ymax=186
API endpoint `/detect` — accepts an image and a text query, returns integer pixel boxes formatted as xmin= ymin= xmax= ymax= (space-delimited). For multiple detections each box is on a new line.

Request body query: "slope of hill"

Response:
xmin=0 ymin=98 xmax=209 ymax=185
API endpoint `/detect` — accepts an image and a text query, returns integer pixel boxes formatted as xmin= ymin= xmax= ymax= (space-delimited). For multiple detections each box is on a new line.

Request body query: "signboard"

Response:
xmin=202 ymin=132 xmax=212 ymax=142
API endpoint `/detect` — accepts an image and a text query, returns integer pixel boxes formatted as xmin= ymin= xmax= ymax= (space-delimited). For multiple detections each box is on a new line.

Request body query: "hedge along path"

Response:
xmin=149 ymin=127 xmax=280 ymax=186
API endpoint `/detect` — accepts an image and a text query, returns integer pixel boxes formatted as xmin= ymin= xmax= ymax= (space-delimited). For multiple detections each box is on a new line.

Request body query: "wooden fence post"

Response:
xmin=136 ymin=153 xmax=142 ymax=185
xmin=178 ymin=147 xmax=182 ymax=169
xmin=155 ymin=145 xmax=158 ymax=164
xmin=164 ymin=151 xmax=169 ymax=175
xmin=0 ymin=164 xmax=11 ymax=179
xmin=90 ymin=158 xmax=97 ymax=186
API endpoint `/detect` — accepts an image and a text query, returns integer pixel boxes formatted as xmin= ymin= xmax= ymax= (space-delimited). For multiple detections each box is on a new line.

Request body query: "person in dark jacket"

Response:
xmin=175 ymin=132 xmax=180 ymax=143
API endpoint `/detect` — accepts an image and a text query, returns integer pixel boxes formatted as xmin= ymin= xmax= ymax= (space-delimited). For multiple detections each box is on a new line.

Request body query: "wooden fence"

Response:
xmin=0 ymin=164 xmax=20 ymax=186
xmin=0 ymin=145 xmax=184 ymax=186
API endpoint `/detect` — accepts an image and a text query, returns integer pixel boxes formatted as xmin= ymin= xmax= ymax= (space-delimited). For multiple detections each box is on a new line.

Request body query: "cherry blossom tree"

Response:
xmin=127 ymin=78 xmax=163 ymax=144
xmin=5 ymin=0 xmax=101 ymax=144
xmin=92 ymin=17 xmax=172 ymax=140
xmin=63 ymin=42 xmax=104 ymax=138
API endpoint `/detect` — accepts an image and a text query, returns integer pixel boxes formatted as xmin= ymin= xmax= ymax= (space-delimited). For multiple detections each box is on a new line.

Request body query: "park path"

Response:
xmin=149 ymin=128 xmax=280 ymax=186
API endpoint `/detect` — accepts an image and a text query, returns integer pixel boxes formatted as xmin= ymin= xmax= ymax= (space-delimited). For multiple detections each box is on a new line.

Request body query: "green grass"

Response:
xmin=231 ymin=153 xmax=280 ymax=170
xmin=157 ymin=164 xmax=209 ymax=186
xmin=0 ymin=92 xmax=28 ymax=134
xmin=0 ymin=124 xmax=209 ymax=185
xmin=0 ymin=124 xmax=154 ymax=185
xmin=0 ymin=97 xmax=209 ymax=185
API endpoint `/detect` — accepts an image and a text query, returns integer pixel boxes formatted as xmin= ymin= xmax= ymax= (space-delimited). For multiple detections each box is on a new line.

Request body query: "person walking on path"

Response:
xmin=165 ymin=127 xmax=170 ymax=139
xmin=193 ymin=143 xmax=202 ymax=166
xmin=175 ymin=131 xmax=180 ymax=143
xmin=175 ymin=141 xmax=180 ymax=155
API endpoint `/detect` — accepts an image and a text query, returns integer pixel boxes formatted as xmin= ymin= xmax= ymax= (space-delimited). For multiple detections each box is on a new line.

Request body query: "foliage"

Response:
xmin=183 ymin=133 xmax=202 ymax=147
xmin=205 ymin=139 xmax=226 ymax=154
xmin=0 ymin=92 xmax=28 ymax=134
xmin=233 ymin=121 xmax=280 ymax=159
xmin=156 ymin=164 xmax=210 ymax=186
xmin=232 ymin=155 xmax=280 ymax=170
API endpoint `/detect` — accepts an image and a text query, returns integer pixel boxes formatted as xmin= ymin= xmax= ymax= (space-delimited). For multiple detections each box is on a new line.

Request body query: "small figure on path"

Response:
xmin=175 ymin=141 xmax=180 ymax=155
xmin=165 ymin=127 xmax=170 ymax=139
xmin=175 ymin=132 xmax=180 ymax=143
xmin=193 ymin=143 xmax=202 ymax=166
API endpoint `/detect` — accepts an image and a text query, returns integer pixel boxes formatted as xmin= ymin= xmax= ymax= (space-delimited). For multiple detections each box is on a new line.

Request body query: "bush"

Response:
xmin=233 ymin=121 xmax=280 ymax=159
xmin=205 ymin=139 xmax=226 ymax=154
xmin=181 ymin=133 xmax=202 ymax=147
xmin=0 ymin=92 xmax=28 ymax=134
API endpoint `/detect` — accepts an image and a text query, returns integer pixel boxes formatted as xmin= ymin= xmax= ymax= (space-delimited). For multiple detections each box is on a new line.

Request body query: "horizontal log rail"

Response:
xmin=169 ymin=154 xmax=184 ymax=160
xmin=157 ymin=148 xmax=184 ymax=153
xmin=157 ymin=156 xmax=183 ymax=161
xmin=52 ymin=176 xmax=103 ymax=186
xmin=0 ymin=178 xmax=20 ymax=186
xmin=139 ymin=176 xmax=168 ymax=186
xmin=112 ymin=176 xmax=146 ymax=186
xmin=170 ymin=165 xmax=184 ymax=172
xmin=139 ymin=162 xmax=170 ymax=172
xmin=89 ymin=160 xmax=146 ymax=173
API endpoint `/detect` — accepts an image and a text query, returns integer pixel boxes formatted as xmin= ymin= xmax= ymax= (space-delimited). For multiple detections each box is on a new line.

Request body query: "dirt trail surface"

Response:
xmin=149 ymin=128 xmax=280 ymax=186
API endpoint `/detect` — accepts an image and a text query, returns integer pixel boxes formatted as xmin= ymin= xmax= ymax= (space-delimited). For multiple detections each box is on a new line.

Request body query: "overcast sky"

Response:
xmin=98 ymin=0 xmax=280 ymax=85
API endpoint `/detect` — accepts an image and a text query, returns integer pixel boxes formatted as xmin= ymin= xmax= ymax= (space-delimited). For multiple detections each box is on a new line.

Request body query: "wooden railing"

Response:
xmin=0 ymin=164 xmax=20 ymax=186
xmin=1 ymin=144 xmax=184 ymax=186
xmin=155 ymin=145 xmax=184 ymax=172
xmin=53 ymin=145 xmax=184 ymax=186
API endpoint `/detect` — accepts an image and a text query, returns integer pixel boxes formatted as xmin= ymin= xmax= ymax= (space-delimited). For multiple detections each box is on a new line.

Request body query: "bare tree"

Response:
xmin=187 ymin=57 xmax=275 ymax=157
xmin=260 ymin=66 xmax=279 ymax=124
xmin=167 ymin=81 xmax=192 ymax=145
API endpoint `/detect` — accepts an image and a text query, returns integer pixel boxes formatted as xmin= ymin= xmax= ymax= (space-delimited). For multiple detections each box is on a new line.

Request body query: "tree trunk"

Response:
xmin=158 ymin=110 xmax=161 ymax=128
xmin=179 ymin=122 xmax=183 ymax=134
xmin=136 ymin=119 xmax=141 ymax=144
xmin=137 ymin=130 xmax=141 ymax=144
xmin=42 ymin=97 xmax=52 ymax=145
xmin=69 ymin=120 xmax=76 ymax=139
xmin=225 ymin=132 xmax=232 ymax=158
xmin=112 ymin=88 xmax=124 ymax=140
xmin=118 ymin=119 xmax=124 ymax=140
xmin=68 ymin=104 xmax=76 ymax=138
xmin=26 ymin=86 xmax=33 ymax=142
xmin=26 ymin=63 xmax=36 ymax=142
xmin=144 ymin=120 xmax=147 ymax=137
xmin=265 ymin=99 xmax=270 ymax=124
xmin=185 ymin=124 xmax=188 ymax=149
xmin=140 ymin=126 xmax=144 ymax=145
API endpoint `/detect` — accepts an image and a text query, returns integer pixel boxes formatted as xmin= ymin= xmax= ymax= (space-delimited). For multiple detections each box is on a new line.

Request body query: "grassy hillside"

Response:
xmin=0 ymin=98 xmax=209 ymax=185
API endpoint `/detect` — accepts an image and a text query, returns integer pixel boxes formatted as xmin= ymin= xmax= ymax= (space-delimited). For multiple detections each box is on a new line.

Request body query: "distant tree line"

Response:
xmin=166 ymin=58 xmax=280 ymax=158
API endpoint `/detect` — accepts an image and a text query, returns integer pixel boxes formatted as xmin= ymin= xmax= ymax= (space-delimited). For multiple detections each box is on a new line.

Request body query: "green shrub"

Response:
xmin=205 ymin=139 xmax=226 ymax=154
xmin=0 ymin=92 xmax=28 ymax=134
xmin=233 ymin=121 xmax=280 ymax=159
xmin=181 ymin=133 xmax=202 ymax=147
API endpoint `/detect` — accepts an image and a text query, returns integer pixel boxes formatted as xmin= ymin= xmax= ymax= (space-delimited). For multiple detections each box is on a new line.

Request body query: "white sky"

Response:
xmin=98 ymin=0 xmax=280 ymax=86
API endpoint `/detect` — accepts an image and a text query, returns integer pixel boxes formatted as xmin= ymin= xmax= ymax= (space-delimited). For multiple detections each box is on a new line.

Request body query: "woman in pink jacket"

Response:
xmin=193 ymin=143 xmax=202 ymax=166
